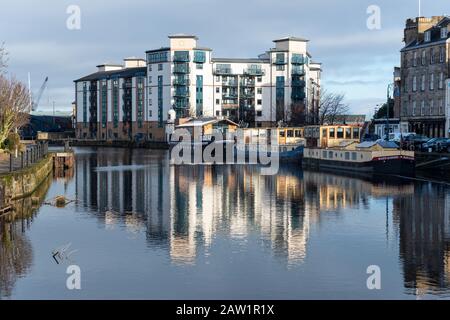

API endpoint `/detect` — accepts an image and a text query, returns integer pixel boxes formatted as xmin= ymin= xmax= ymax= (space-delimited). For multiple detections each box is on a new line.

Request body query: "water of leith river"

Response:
xmin=1 ymin=147 xmax=450 ymax=300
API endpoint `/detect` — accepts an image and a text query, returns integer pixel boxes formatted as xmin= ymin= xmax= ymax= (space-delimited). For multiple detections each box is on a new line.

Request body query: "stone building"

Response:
xmin=400 ymin=16 xmax=450 ymax=138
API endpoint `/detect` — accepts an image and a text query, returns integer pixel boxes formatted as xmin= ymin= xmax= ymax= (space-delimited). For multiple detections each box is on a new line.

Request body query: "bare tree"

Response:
xmin=319 ymin=89 xmax=349 ymax=125
xmin=0 ymin=43 xmax=8 ymax=74
xmin=0 ymin=76 xmax=31 ymax=149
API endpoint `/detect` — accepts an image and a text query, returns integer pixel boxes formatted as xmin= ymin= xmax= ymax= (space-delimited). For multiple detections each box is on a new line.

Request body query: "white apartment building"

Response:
xmin=75 ymin=35 xmax=321 ymax=141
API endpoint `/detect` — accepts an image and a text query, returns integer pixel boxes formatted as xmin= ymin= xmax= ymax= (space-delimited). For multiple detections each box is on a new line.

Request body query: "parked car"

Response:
xmin=362 ymin=133 xmax=381 ymax=142
xmin=402 ymin=134 xmax=429 ymax=150
xmin=421 ymin=138 xmax=450 ymax=153
xmin=389 ymin=132 xmax=415 ymax=143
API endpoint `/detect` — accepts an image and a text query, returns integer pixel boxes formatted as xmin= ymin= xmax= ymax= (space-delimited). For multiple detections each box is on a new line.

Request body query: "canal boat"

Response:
xmin=303 ymin=140 xmax=416 ymax=176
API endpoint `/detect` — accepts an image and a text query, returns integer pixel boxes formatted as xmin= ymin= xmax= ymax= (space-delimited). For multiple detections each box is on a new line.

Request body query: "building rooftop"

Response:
xmin=273 ymin=36 xmax=309 ymax=43
xmin=74 ymin=67 xmax=147 ymax=82
xmin=168 ymin=34 xmax=199 ymax=40
xmin=212 ymin=57 xmax=268 ymax=63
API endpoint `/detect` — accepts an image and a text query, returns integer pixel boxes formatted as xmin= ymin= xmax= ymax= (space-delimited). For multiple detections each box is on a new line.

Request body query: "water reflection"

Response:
xmin=73 ymin=148 xmax=450 ymax=296
xmin=0 ymin=174 xmax=52 ymax=298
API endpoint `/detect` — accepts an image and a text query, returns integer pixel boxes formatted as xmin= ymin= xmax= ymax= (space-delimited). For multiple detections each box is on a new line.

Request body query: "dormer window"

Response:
xmin=441 ymin=27 xmax=448 ymax=39
xmin=425 ymin=31 xmax=431 ymax=42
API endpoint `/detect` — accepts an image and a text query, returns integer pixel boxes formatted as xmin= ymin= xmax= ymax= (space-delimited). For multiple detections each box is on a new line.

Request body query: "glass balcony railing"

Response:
xmin=173 ymin=77 xmax=190 ymax=86
xmin=173 ymin=52 xmax=190 ymax=62
xmin=240 ymin=91 xmax=255 ymax=98
xmin=222 ymin=79 xmax=238 ymax=87
xmin=174 ymin=89 xmax=190 ymax=97
xmin=244 ymin=68 xmax=264 ymax=76
xmin=292 ymin=66 xmax=305 ymax=76
xmin=241 ymin=79 xmax=256 ymax=87
xmin=274 ymin=59 xmax=287 ymax=65
xmin=291 ymin=91 xmax=306 ymax=100
xmin=292 ymin=79 xmax=306 ymax=87
xmin=214 ymin=67 xmax=233 ymax=75
xmin=173 ymin=64 xmax=190 ymax=74
xmin=291 ymin=55 xmax=306 ymax=65
xmin=222 ymin=92 xmax=238 ymax=99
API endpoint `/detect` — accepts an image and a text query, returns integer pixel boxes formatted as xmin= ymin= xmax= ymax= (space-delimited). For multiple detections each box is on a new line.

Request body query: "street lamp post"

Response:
xmin=385 ymin=83 xmax=394 ymax=141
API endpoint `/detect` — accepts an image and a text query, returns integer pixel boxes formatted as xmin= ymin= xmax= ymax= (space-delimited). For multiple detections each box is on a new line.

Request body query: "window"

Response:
xmin=352 ymin=128 xmax=360 ymax=139
xmin=216 ymin=99 xmax=220 ymax=105
xmin=148 ymin=65 xmax=152 ymax=72
xmin=440 ymin=47 xmax=445 ymax=63
xmin=158 ymin=64 xmax=163 ymax=71
xmin=257 ymin=110 xmax=262 ymax=117
xmin=425 ymin=31 xmax=431 ymax=42
xmin=442 ymin=27 xmax=448 ymax=39
xmin=328 ymin=151 xmax=333 ymax=159
xmin=421 ymin=100 xmax=425 ymax=115
xmin=329 ymin=128 xmax=335 ymax=138
xmin=148 ymin=87 xmax=152 ymax=94
xmin=216 ymin=87 xmax=220 ymax=93
xmin=295 ymin=130 xmax=301 ymax=138
xmin=421 ymin=74 xmax=425 ymax=91
xmin=337 ymin=127 xmax=344 ymax=139
xmin=345 ymin=128 xmax=351 ymax=139
xmin=147 ymin=51 xmax=169 ymax=63
xmin=345 ymin=152 xmax=350 ymax=160
xmin=439 ymin=99 xmax=444 ymax=115
xmin=196 ymin=63 xmax=203 ymax=69
xmin=257 ymin=88 xmax=262 ymax=94
xmin=279 ymin=131 xmax=285 ymax=137
xmin=430 ymin=48 xmax=435 ymax=64
xmin=403 ymin=77 xmax=408 ymax=93
xmin=287 ymin=130 xmax=294 ymax=138
xmin=323 ymin=151 xmax=327 ymax=158
xmin=412 ymin=101 xmax=417 ymax=116
xmin=216 ymin=111 xmax=220 ymax=116
xmin=216 ymin=76 xmax=221 ymax=82
xmin=276 ymin=65 xmax=285 ymax=71
xmin=257 ymin=77 xmax=262 ymax=83
xmin=352 ymin=152 xmax=357 ymax=161
xmin=149 ymin=99 xmax=152 ymax=106
xmin=257 ymin=99 xmax=262 ymax=105
xmin=413 ymin=51 xmax=417 ymax=66
xmin=413 ymin=76 xmax=417 ymax=91
xmin=149 ymin=110 xmax=152 ymax=117
xmin=439 ymin=72 xmax=444 ymax=89
xmin=149 ymin=76 xmax=152 ymax=84
xmin=430 ymin=73 xmax=435 ymax=90
xmin=421 ymin=50 xmax=426 ymax=65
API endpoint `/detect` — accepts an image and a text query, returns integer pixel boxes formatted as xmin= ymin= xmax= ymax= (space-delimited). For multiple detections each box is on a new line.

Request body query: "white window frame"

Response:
xmin=430 ymin=73 xmax=435 ymax=90
xmin=413 ymin=76 xmax=417 ymax=92
xmin=421 ymin=74 xmax=425 ymax=91
xmin=425 ymin=31 xmax=431 ymax=42
xmin=441 ymin=27 xmax=448 ymax=39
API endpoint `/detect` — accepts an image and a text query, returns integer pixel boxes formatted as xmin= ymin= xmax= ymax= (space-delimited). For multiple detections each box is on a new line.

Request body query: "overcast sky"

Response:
xmin=1 ymin=0 xmax=449 ymax=116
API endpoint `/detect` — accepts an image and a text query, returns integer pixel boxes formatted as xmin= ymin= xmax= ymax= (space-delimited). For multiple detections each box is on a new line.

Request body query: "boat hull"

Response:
xmin=302 ymin=156 xmax=415 ymax=176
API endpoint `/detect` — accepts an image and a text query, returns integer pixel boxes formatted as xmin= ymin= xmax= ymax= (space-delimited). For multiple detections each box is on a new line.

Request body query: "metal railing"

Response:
xmin=4 ymin=141 xmax=49 ymax=173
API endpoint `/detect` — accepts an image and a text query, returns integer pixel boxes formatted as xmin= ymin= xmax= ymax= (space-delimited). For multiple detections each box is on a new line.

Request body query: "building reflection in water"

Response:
xmin=393 ymin=183 xmax=450 ymax=295
xmin=74 ymin=149 xmax=450 ymax=294
xmin=0 ymin=174 xmax=52 ymax=298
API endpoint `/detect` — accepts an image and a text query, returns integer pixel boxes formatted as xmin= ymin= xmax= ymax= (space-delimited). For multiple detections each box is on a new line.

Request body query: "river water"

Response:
xmin=1 ymin=147 xmax=450 ymax=299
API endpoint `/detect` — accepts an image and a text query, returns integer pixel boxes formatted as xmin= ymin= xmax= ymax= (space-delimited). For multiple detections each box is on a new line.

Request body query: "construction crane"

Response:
xmin=28 ymin=74 xmax=49 ymax=112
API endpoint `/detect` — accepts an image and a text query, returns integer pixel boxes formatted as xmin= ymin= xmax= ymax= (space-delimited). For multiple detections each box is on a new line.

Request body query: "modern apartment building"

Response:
xmin=399 ymin=16 xmax=450 ymax=138
xmin=74 ymin=35 xmax=321 ymax=141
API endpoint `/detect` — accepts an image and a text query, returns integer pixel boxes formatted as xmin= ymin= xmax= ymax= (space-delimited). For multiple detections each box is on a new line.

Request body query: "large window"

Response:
xmin=337 ymin=127 xmax=344 ymax=139
xmin=112 ymin=80 xmax=119 ymax=128
xmin=329 ymin=128 xmax=335 ymax=138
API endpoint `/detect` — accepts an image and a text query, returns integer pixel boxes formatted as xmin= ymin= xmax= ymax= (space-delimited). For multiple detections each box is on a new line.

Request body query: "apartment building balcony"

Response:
xmin=214 ymin=67 xmax=233 ymax=75
xmin=222 ymin=79 xmax=238 ymax=87
xmin=222 ymin=92 xmax=238 ymax=99
xmin=222 ymin=103 xmax=239 ymax=109
xmin=173 ymin=64 xmax=190 ymax=74
xmin=173 ymin=77 xmax=190 ymax=86
xmin=244 ymin=68 xmax=265 ymax=76
xmin=173 ymin=52 xmax=190 ymax=62
xmin=240 ymin=79 xmax=256 ymax=87
xmin=291 ymin=55 xmax=306 ymax=65
xmin=292 ymin=79 xmax=306 ymax=87
xmin=292 ymin=66 xmax=305 ymax=76
xmin=240 ymin=91 xmax=255 ymax=99
xmin=273 ymin=58 xmax=287 ymax=65
xmin=173 ymin=88 xmax=190 ymax=98
xmin=291 ymin=91 xmax=306 ymax=100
